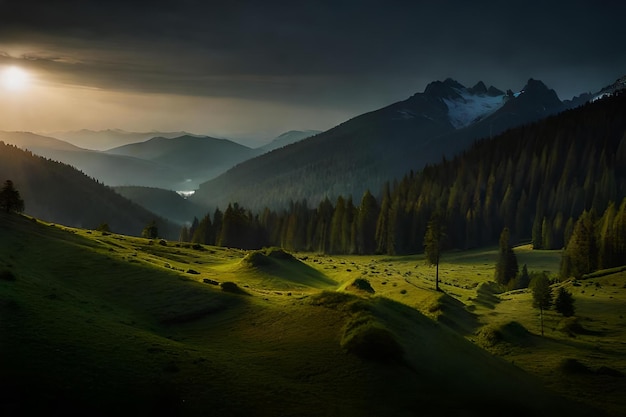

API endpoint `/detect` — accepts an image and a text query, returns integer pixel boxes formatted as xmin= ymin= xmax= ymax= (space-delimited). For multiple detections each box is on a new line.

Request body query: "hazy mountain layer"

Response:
xmin=0 ymin=141 xmax=179 ymax=238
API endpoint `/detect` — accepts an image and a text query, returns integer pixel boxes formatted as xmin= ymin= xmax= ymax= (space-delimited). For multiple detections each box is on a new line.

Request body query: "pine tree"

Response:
xmin=554 ymin=287 xmax=575 ymax=317
xmin=494 ymin=227 xmax=518 ymax=286
xmin=598 ymin=201 xmax=617 ymax=269
xmin=561 ymin=210 xmax=598 ymax=279
xmin=531 ymin=273 xmax=552 ymax=336
xmin=424 ymin=211 xmax=446 ymax=291
xmin=511 ymin=264 xmax=530 ymax=290
xmin=356 ymin=190 xmax=379 ymax=254
xmin=375 ymin=183 xmax=391 ymax=254
xmin=0 ymin=179 xmax=25 ymax=213
xmin=329 ymin=196 xmax=346 ymax=254
xmin=179 ymin=225 xmax=190 ymax=242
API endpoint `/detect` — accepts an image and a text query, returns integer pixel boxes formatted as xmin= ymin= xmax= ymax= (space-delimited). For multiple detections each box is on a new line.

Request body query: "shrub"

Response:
xmin=350 ymin=278 xmax=375 ymax=293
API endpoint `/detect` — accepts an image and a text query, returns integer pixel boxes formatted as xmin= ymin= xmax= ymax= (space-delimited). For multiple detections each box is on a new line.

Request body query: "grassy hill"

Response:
xmin=1 ymin=212 xmax=621 ymax=416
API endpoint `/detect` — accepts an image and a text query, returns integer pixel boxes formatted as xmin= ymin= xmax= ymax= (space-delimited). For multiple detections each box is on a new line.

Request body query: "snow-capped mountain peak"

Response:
xmin=591 ymin=75 xmax=626 ymax=102
xmin=440 ymin=82 xmax=506 ymax=129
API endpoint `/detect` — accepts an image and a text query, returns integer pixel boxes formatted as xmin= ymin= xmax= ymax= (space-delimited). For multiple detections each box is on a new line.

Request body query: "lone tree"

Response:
xmin=142 ymin=220 xmax=158 ymax=239
xmin=554 ymin=287 xmax=575 ymax=317
xmin=531 ymin=273 xmax=552 ymax=336
xmin=423 ymin=211 xmax=447 ymax=291
xmin=0 ymin=180 xmax=25 ymax=213
xmin=494 ymin=227 xmax=518 ymax=286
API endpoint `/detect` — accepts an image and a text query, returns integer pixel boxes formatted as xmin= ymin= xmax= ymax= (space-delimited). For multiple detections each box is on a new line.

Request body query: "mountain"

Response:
xmin=44 ymin=129 xmax=195 ymax=151
xmin=191 ymin=78 xmax=569 ymax=211
xmin=0 ymin=131 xmax=189 ymax=190
xmin=257 ymin=130 xmax=321 ymax=153
xmin=591 ymin=75 xmax=626 ymax=102
xmin=0 ymin=141 xmax=180 ymax=238
xmin=113 ymin=186 xmax=208 ymax=225
xmin=0 ymin=131 xmax=259 ymax=191
xmin=0 ymin=131 xmax=84 ymax=152
xmin=106 ymin=135 xmax=261 ymax=190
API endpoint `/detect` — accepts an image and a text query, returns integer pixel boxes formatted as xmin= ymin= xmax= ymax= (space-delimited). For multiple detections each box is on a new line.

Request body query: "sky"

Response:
xmin=1 ymin=0 xmax=625 ymax=146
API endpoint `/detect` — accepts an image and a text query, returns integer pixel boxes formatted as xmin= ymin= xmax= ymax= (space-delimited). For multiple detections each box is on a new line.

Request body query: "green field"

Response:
xmin=1 ymin=212 xmax=624 ymax=416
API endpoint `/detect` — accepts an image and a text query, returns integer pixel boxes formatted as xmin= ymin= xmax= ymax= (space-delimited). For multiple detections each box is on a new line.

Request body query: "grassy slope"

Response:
xmin=0 ymin=213 xmax=615 ymax=416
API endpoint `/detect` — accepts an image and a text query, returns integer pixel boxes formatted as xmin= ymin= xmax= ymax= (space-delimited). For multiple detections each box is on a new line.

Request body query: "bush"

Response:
xmin=350 ymin=278 xmax=375 ymax=293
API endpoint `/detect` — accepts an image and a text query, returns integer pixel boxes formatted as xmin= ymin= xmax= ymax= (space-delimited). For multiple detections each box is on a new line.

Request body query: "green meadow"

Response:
xmin=1 ymin=212 xmax=624 ymax=416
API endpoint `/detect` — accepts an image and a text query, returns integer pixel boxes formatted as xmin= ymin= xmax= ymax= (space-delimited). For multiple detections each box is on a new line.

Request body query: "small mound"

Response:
xmin=241 ymin=247 xmax=296 ymax=267
xmin=265 ymin=247 xmax=295 ymax=260
xmin=307 ymin=291 xmax=371 ymax=313
xmin=476 ymin=321 xmax=532 ymax=349
xmin=557 ymin=317 xmax=601 ymax=336
xmin=473 ymin=281 xmax=503 ymax=309
xmin=220 ymin=281 xmax=250 ymax=296
xmin=347 ymin=278 xmax=375 ymax=294
xmin=241 ymin=250 xmax=273 ymax=267
xmin=558 ymin=358 xmax=593 ymax=375
xmin=239 ymin=248 xmax=335 ymax=290
xmin=340 ymin=313 xmax=404 ymax=362
xmin=420 ymin=293 xmax=478 ymax=334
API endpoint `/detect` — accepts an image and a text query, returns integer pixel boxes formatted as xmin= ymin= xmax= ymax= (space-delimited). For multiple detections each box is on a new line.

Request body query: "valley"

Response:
xmin=3 ymin=3 xmax=625 ymax=416
xmin=1 ymin=70 xmax=625 ymax=417
xmin=1 ymin=212 xmax=624 ymax=416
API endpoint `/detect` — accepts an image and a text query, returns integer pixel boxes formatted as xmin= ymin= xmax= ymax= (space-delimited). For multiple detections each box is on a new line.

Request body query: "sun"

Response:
xmin=1 ymin=66 xmax=30 ymax=92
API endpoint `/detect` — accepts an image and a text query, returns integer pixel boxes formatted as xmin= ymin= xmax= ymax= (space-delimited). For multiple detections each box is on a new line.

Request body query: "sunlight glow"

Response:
xmin=1 ymin=66 xmax=30 ymax=92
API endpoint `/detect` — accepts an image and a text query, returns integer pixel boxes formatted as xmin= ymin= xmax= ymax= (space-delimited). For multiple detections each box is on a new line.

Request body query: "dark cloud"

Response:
xmin=1 ymin=0 xmax=625 ymax=109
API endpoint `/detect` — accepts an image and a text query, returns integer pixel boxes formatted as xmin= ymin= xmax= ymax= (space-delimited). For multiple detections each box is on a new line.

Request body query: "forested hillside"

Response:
xmin=182 ymin=92 xmax=626 ymax=262
xmin=191 ymin=79 xmax=570 ymax=211
xmin=0 ymin=142 xmax=179 ymax=238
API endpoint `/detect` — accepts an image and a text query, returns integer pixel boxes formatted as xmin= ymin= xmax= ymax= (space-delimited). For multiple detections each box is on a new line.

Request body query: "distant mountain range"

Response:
xmin=190 ymin=77 xmax=592 ymax=211
xmin=43 ymin=129 xmax=195 ymax=151
xmin=0 ymin=141 xmax=180 ymax=238
xmin=0 ymin=130 xmax=320 ymax=192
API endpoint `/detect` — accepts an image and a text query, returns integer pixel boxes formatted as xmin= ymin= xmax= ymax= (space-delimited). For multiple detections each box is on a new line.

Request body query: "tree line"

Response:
xmin=181 ymin=93 xmax=626 ymax=273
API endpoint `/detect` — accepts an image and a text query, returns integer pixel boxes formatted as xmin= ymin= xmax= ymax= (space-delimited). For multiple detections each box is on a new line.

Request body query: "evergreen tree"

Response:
xmin=192 ymin=213 xmax=212 ymax=244
xmin=356 ymin=190 xmax=379 ymax=254
xmin=554 ymin=287 xmax=575 ymax=317
xmin=423 ymin=211 xmax=446 ymax=291
xmin=560 ymin=210 xmax=598 ymax=279
xmin=329 ymin=196 xmax=346 ymax=254
xmin=598 ymin=201 xmax=617 ymax=269
xmin=494 ymin=227 xmax=518 ymax=286
xmin=511 ymin=264 xmax=530 ymax=290
xmin=188 ymin=217 xmax=199 ymax=241
xmin=375 ymin=183 xmax=391 ymax=254
xmin=0 ymin=179 xmax=25 ymax=213
xmin=179 ymin=225 xmax=190 ymax=242
xmin=142 ymin=220 xmax=159 ymax=239
xmin=531 ymin=273 xmax=552 ymax=336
